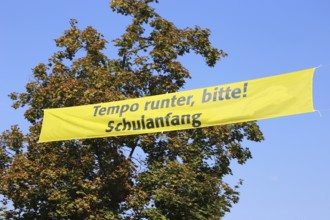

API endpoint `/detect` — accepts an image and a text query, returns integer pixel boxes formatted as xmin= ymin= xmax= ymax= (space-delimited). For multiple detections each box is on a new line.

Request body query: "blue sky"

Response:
xmin=1 ymin=0 xmax=329 ymax=219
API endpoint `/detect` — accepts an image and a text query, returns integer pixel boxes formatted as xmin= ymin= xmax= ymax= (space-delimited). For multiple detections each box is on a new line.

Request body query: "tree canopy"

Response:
xmin=0 ymin=0 xmax=264 ymax=219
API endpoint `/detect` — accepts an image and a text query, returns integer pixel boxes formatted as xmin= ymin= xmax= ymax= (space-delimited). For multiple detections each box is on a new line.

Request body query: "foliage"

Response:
xmin=0 ymin=0 xmax=264 ymax=219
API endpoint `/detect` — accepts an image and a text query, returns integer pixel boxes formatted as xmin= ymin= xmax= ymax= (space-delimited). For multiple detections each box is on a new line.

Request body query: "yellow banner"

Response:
xmin=39 ymin=68 xmax=315 ymax=143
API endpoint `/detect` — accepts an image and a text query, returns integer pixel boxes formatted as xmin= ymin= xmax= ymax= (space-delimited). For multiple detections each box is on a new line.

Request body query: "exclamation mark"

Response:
xmin=243 ymin=82 xmax=248 ymax=97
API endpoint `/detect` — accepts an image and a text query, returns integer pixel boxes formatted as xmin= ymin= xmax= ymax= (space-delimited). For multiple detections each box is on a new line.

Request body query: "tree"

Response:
xmin=0 ymin=0 xmax=264 ymax=219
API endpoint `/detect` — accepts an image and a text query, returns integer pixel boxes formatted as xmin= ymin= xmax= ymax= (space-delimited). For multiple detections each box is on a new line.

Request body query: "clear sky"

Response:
xmin=1 ymin=0 xmax=329 ymax=219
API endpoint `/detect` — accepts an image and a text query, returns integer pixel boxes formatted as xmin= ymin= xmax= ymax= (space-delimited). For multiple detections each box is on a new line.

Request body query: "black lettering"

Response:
xmin=146 ymin=118 xmax=155 ymax=129
xmin=225 ymin=87 xmax=232 ymax=100
xmin=213 ymin=87 xmax=218 ymax=101
xmin=105 ymin=121 xmax=114 ymax=132
xmin=132 ymin=121 xmax=141 ymax=130
xmin=94 ymin=105 xmax=102 ymax=116
xmin=119 ymin=104 xmax=129 ymax=117
xmin=99 ymin=107 xmax=106 ymax=116
xmin=165 ymin=112 xmax=172 ymax=126
xmin=171 ymin=115 xmax=180 ymax=125
xmin=123 ymin=119 xmax=131 ymax=131
xmin=151 ymin=100 xmax=160 ymax=110
xmin=243 ymin=82 xmax=248 ymax=97
xmin=171 ymin=95 xmax=177 ymax=107
xmin=202 ymin=89 xmax=212 ymax=103
xmin=218 ymin=88 xmax=225 ymax=101
xmin=144 ymin=101 xmax=151 ymax=110
xmin=187 ymin=95 xmax=194 ymax=106
xmin=155 ymin=117 xmax=164 ymax=128
xmin=107 ymin=106 xmax=120 ymax=115
xmin=177 ymin=96 xmax=186 ymax=106
xmin=130 ymin=103 xmax=139 ymax=112
xmin=141 ymin=115 xmax=146 ymax=129
xmin=192 ymin=113 xmax=202 ymax=127
xmin=181 ymin=114 xmax=190 ymax=125
xmin=115 ymin=123 xmax=122 ymax=131
xmin=231 ymin=88 xmax=241 ymax=99
xmin=161 ymin=98 xmax=170 ymax=108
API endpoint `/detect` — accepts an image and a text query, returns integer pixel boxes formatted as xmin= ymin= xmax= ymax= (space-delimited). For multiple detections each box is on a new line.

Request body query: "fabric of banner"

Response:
xmin=39 ymin=68 xmax=315 ymax=143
